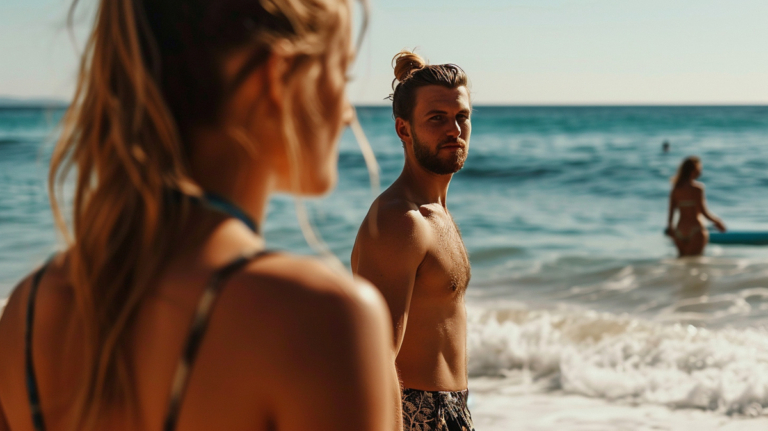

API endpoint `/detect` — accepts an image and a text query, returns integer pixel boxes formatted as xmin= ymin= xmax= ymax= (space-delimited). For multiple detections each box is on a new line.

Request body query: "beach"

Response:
xmin=471 ymin=379 xmax=768 ymax=431
xmin=2 ymin=105 xmax=768 ymax=429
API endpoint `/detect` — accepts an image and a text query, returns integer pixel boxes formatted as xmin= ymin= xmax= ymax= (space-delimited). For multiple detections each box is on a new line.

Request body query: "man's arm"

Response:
xmin=352 ymin=206 xmax=428 ymax=354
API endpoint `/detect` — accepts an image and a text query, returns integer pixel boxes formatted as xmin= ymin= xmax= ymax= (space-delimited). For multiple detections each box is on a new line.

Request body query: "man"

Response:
xmin=352 ymin=50 xmax=475 ymax=431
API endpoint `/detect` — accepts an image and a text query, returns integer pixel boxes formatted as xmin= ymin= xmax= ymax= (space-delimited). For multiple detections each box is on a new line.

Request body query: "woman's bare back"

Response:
xmin=0 ymin=220 xmax=396 ymax=431
xmin=667 ymin=179 xmax=726 ymax=257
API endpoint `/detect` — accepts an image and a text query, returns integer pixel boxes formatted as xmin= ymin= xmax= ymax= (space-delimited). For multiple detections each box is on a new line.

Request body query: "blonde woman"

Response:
xmin=666 ymin=156 xmax=727 ymax=257
xmin=0 ymin=0 xmax=398 ymax=430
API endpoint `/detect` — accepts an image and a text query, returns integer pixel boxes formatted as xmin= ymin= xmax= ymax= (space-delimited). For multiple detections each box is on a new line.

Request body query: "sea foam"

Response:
xmin=4 ymin=296 xmax=767 ymax=416
xmin=468 ymin=305 xmax=768 ymax=416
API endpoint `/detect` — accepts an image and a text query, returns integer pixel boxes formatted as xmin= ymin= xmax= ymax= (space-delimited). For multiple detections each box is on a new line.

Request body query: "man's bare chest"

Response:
xmin=416 ymin=213 xmax=471 ymax=294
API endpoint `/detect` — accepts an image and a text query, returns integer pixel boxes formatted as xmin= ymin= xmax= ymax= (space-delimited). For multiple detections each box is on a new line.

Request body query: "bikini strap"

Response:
xmin=169 ymin=190 xmax=260 ymax=234
xmin=163 ymin=249 xmax=274 ymax=431
xmin=25 ymin=262 xmax=51 ymax=431
xmin=201 ymin=192 xmax=259 ymax=234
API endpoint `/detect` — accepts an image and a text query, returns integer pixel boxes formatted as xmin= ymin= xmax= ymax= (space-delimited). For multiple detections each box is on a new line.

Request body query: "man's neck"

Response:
xmin=398 ymin=158 xmax=453 ymax=208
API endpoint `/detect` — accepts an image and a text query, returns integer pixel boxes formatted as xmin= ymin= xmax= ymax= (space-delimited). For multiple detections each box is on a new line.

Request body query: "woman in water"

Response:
xmin=0 ymin=0 xmax=398 ymax=430
xmin=666 ymin=156 xmax=727 ymax=257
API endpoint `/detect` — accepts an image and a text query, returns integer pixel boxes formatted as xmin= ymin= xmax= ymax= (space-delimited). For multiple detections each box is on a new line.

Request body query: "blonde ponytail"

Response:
xmin=50 ymin=0 xmax=370 ymax=427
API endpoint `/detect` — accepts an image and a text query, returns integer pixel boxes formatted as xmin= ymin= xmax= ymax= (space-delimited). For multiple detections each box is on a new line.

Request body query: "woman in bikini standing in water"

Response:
xmin=0 ymin=0 xmax=399 ymax=430
xmin=666 ymin=156 xmax=727 ymax=257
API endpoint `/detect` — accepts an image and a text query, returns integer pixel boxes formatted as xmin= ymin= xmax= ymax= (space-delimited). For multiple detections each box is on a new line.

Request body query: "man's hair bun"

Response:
xmin=388 ymin=49 xmax=468 ymax=121
xmin=392 ymin=50 xmax=426 ymax=83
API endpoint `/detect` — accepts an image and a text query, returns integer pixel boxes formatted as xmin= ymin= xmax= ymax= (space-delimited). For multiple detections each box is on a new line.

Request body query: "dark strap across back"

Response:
xmin=162 ymin=250 xmax=272 ymax=431
xmin=24 ymin=250 xmax=272 ymax=431
xmin=25 ymin=264 xmax=49 ymax=431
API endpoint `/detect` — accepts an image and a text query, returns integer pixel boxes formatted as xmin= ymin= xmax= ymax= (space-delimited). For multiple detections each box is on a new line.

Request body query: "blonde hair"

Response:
xmin=50 ymin=0 xmax=368 ymax=428
xmin=672 ymin=156 xmax=701 ymax=189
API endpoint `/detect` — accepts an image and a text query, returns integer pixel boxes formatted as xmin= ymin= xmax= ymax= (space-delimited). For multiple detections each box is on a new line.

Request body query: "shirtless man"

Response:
xmin=352 ymin=51 xmax=475 ymax=431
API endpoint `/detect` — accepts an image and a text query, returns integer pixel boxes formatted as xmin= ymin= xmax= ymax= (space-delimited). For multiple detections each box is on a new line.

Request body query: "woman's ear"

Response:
xmin=264 ymin=41 xmax=295 ymax=110
xmin=220 ymin=47 xmax=273 ymax=125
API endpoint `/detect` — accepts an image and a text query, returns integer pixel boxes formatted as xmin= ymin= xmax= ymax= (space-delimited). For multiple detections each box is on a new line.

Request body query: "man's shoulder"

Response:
xmin=353 ymin=195 xmax=431 ymax=262
xmin=377 ymin=195 xmax=419 ymax=219
xmin=368 ymin=195 xmax=429 ymax=238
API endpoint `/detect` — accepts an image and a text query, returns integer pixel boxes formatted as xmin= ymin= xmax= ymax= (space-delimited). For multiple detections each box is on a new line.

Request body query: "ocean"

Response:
xmin=2 ymin=105 xmax=768 ymax=429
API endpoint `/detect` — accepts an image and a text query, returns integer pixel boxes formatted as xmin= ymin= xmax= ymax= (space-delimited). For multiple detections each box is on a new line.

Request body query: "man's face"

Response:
xmin=403 ymin=85 xmax=471 ymax=175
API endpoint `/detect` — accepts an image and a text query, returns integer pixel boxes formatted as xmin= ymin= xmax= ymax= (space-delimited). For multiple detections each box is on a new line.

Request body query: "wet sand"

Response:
xmin=470 ymin=377 xmax=768 ymax=431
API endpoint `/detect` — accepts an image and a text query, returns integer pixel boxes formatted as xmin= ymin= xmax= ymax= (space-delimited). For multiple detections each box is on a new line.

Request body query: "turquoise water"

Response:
xmin=3 ymin=105 xmax=768 ymax=415
xmin=3 ymin=105 xmax=768 ymax=322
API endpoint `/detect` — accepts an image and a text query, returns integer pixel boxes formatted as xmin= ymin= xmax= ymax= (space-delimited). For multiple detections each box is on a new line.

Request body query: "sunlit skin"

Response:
xmin=666 ymin=163 xmax=727 ymax=257
xmin=0 ymin=1 xmax=399 ymax=430
xmin=352 ymin=85 xmax=472 ymax=392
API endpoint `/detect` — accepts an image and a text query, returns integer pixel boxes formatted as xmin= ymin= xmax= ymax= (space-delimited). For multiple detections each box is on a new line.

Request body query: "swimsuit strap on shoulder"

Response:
xmin=163 ymin=249 xmax=274 ymax=431
xmin=25 ymin=262 xmax=52 ymax=431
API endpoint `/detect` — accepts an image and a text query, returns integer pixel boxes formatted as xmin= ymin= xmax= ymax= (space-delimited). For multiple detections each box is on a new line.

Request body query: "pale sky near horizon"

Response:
xmin=1 ymin=0 xmax=767 ymax=105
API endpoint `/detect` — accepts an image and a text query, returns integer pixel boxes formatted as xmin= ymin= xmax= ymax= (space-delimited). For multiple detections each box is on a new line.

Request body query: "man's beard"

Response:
xmin=412 ymin=132 xmax=468 ymax=175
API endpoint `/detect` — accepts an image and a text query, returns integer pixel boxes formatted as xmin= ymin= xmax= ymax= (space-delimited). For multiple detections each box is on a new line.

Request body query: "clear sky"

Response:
xmin=2 ymin=0 xmax=767 ymax=105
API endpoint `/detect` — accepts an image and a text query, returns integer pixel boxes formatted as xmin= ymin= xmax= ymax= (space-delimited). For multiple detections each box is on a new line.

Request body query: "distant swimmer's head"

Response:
xmin=389 ymin=50 xmax=471 ymax=175
xmin=673 ymin=156 xmax=702 ymax=187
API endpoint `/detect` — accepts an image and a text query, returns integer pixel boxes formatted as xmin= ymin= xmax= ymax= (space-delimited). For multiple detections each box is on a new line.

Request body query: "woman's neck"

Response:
xmin=187 ymin=128 xmax=275 ymax=230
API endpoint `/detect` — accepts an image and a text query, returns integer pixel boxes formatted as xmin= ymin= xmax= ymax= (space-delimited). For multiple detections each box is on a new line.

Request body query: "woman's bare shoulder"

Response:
xmin=223 ymin=252 xmax=387 ymax=328
xmin=0 ymin=255 xmax=70 ymax=362
xmin=0 ymin=254 xmax=73 ymax=331
xmin=0 ymin=255 xmax=66 ymax=330
xmin=212 ymin=253 xmax=390 ymax=381
xmin=0 ymin=274 xmax=31 ymax=339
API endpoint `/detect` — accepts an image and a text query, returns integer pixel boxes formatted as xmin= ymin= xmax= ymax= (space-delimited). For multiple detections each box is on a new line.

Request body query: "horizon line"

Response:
xmin=356 ymin=103 xmax=768 ymax=107
xmin=1 ymin=97 xmax=767 ymax=110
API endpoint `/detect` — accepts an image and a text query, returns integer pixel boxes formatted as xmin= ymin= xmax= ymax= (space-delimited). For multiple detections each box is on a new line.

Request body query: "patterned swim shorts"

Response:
xmin=401 ymin=388 xmax=476 ymax=431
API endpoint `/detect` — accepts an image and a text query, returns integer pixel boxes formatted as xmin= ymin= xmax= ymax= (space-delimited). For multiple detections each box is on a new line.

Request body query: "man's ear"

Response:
xmin=395 ymin=117 xmax=412 ymax=146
